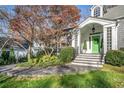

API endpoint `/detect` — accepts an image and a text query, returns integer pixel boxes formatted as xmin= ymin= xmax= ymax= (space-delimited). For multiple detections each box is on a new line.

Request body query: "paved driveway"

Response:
xmin=0 ymin=64 xmax=16 ymax=72
xmin=0 ymin=64 xmax=98 ymax=76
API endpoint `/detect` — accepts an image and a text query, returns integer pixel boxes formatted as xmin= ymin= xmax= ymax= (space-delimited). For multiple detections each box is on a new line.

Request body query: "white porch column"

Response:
xmin=71 ymin=34 xmax=75 ymax=48
xmin=77 ymin=29 xmax=81 ymax=54
xmin=103 ymin=26 xmax=107 ymax=54
xmin=112 ymin=26 xmax=118 ymax=50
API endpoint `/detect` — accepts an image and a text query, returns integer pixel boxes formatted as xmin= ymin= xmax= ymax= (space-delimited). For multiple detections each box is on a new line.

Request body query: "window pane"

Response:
xmin=94 ymin=7 xmax=100 ymax=17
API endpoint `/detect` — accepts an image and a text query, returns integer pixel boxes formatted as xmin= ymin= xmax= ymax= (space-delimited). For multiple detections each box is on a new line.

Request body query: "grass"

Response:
xmin=0 ymin=64 xmax=124 ymax=88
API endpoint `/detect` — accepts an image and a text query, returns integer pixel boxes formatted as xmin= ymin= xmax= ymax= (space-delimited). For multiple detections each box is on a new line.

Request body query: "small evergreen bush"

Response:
xmin=1 ymin=48 xmax=9 ymax=64
xmin=1 ymin=48 xmax=16 ymax=65
xmin=59 ymin=47 xmax=75 ymax=63
xmin=1 ymin=48 xmax=7 ymax=61
xmin=9 ymin=48 xmax=16 ymax=64
xmin=120 ymin=47 xmax=124 ymax=51
xmin=105 ymin=50 xmax=124 ymax=66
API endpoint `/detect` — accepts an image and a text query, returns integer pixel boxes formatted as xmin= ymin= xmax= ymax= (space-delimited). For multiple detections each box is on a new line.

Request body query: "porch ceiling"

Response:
xmin=80 ymin=23 xmax=103 ymax=34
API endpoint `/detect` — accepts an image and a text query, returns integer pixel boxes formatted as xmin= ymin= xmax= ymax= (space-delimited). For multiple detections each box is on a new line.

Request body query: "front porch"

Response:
xmin=72 ymin=17 xmax=118 ymax=56
xmin=80 ymin=23 xmax=103 ymax=54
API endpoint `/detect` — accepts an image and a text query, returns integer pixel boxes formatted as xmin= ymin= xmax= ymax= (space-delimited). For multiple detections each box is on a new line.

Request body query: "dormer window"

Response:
xmin=94 ymin=7 xmax=100 ymax=17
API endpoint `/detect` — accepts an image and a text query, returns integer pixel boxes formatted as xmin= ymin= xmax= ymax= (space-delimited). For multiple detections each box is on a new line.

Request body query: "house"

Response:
xmin=72 ymin=5 xmax=124 ymax=67
xmin=0 ymin=31 xmax=40 ymax=59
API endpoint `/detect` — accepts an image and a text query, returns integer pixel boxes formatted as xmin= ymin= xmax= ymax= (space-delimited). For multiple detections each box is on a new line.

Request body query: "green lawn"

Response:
xmin=0 ymin=64 xmax=124 ymax=88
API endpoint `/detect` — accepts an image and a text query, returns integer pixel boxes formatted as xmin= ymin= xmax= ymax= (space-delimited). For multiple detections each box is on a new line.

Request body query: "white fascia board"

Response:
xmin=79 ymin=17 xmax=116 ymax=28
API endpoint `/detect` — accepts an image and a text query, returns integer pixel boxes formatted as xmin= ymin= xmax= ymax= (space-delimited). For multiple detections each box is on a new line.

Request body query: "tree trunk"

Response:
xmin=28 ymin=43 xmax=32 ymax=63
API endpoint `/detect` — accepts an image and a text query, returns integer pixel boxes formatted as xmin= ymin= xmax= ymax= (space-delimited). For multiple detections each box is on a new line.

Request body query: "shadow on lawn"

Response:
xmin=0 ymin=75 xmax=13 ymax=86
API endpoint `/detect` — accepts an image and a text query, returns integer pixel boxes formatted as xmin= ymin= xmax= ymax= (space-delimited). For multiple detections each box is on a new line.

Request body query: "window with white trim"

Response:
xmin=94 ymin=7 xmax=100 ymax=17
xmin=107 ymin=27 xmax=112 ymax=50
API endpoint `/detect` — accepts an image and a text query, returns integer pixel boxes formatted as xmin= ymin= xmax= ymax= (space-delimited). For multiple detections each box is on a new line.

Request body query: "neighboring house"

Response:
xmin=72 ymin=5 xmax=124 ymax=67
xmin=0 ymin=31 xmax=40 ymax=59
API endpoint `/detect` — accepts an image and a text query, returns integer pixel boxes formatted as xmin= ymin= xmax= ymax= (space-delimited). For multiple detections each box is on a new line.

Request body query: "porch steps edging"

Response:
xmin=71 ymin=63 xmax=103 ymax=68
xmin=72 ymin=54 xmax=103 ymax=68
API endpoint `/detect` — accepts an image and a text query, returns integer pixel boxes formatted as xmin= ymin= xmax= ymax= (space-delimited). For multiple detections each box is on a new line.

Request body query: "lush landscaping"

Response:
xmin=16 ymin=47 xmax=75 ymax=68
xmin=0 ymin=64 xmax=124 ymax=88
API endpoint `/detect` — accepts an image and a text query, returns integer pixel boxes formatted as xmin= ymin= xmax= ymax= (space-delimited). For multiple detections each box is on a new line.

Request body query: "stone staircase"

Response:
xmin=72 ymin=53 xmax=103 ymax=67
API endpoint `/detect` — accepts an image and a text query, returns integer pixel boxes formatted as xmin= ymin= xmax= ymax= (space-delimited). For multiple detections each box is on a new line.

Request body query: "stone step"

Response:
xmin=75 ymin=58 xmax=101 ymax=61
xmin=77 ymin=55 xmax=101 ymax=57
xmin=73 ymin=61 xmax=101 ymax=64
xmin=77 ymin=54 xmax=101 ymax=57
xmin=72 ymin=54 xmax=103 ymax=68
xmin=76 ymin=56 xmax=101 ymax=58
xmin=71 ymin=63 xmax=103 ymax=67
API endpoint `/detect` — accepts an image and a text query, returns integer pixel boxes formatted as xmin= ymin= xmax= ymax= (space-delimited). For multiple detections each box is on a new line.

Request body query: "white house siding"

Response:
xmin=14 ymin=49 xmax=27 ymax=59
xmin=117 ymin=19 xmax=124 ymax=49
xmin=103 ymin=6 xmax=124 ymax=19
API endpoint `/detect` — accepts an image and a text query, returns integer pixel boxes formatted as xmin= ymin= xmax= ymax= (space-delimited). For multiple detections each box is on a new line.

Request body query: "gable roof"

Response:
xmin=79 ymin=16 xmax=116 ymax=28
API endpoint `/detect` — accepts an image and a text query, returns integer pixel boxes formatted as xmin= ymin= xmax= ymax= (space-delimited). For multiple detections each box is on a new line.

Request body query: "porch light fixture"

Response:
xmin=92 ymin=25 xmax=95 ymax=33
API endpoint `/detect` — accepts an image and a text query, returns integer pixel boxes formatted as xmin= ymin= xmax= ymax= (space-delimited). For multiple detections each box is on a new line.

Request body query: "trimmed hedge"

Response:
xmin=120 ymin=48 xmax=124 ymax=51
xmin=59 ymin=47 xmax=75 ymax=63
xmin=105 ymin=50 xmax=124 ymax=66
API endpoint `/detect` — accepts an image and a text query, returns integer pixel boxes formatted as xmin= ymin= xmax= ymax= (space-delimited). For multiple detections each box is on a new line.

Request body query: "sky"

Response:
xmin=77 ymin=5 xmax=92 ymax=22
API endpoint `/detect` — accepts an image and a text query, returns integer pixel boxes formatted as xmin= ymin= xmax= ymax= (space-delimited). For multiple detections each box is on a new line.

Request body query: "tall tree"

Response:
xmin=35 ymin=5 xmax=81 ymax=54
xmin=1 ymin=5 xmax=80 ymax=62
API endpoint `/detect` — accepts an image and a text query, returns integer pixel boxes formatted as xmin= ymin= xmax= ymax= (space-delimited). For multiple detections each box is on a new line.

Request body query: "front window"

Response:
xmin=94 ymin=7 xmax=100 ymax=17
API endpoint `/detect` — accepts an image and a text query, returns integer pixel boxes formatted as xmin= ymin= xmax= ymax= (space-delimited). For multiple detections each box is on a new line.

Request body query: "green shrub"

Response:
xmin=0 ymin=58 xmax=4 ymax=65
xmin=59 ymin=47 xmax=75 ymax=63
xmin=9 ymin=48 xmax=16 ymax=64
xmin=50 ymin=55 xmax=59 ymax=64
xmin=41 ymin=55 xmax=51 ymax=65
xmin=120 ymin=48 xmax=124 ymax=51
xmin=37 ymin=55 xmax=60 ymax=67
xmin=1 ymin=48 xmax=7 ymax=61
xmin=105 ymin=50 xmax=124 ymax=66
xmin=1 ymin=48 xmax=9 ymax=64
xmin=1 ymin=48 xmax=16 ymax=65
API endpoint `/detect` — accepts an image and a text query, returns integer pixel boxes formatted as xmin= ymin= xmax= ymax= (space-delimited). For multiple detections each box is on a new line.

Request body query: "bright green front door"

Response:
xmin=92 ymin=36 xmax=100 ymax=53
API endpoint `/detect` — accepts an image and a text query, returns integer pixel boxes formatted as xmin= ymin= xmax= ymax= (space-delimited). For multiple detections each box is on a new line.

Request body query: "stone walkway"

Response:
xmin=0 ymin=64 xmax=98 ymax=76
